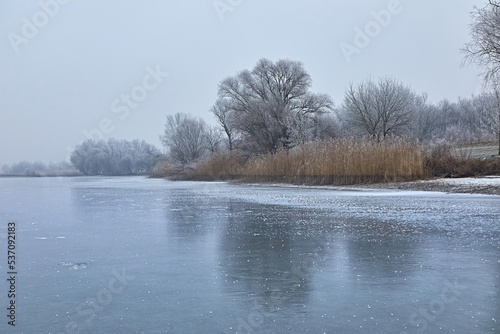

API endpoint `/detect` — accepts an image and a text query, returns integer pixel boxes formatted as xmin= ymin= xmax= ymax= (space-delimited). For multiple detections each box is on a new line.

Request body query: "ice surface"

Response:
xmin=0 ymin=176 xmax=498 ymax=334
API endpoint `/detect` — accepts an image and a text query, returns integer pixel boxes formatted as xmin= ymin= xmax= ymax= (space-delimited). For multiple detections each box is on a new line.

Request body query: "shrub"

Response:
xmin=424 ymin=143 xmax=457 ymax=177
xmin=190 ymin=151 xmax=248 ymax=180
xmin=425 ymin=143 xmax=500 ymax=177
xmin=150 ymin=161 xmax=182 ymax=178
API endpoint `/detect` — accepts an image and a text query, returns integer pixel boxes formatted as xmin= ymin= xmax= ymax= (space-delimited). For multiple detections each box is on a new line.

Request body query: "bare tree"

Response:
xmin=160 ymin=113 xmax=209 ymax=164
xmin=437 ymin=98 xmax=454 ymax=136
xmin=213 ymin=58 xmax=333 ymax=153
xmin=463 ymin=0 xmax=500 ymax=154
xmin=341 ymin=77 xmax=417 ymax=141
xmin=211 ymin=98 xmax=236 ymax=150
xmin=204 ymin=126 xmax=223 ymax=153
xmin=464 ymin=1 xmax=500 ymax=82
xmin=495 ymin=88 xmax=500 ymax=154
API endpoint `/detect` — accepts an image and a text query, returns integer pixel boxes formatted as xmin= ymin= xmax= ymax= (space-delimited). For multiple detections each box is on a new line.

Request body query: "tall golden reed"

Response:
xmin=242 ymin=138 xmax=425 ymax=185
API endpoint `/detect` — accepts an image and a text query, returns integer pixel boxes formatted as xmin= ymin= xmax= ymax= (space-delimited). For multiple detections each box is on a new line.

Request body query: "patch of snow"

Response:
xmin=436 ymin=176 xmax=500 ymax=187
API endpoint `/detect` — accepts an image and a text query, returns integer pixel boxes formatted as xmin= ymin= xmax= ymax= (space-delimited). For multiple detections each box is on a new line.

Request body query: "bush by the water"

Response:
xmin=425 ymin=144 xmax=500 ymax=177
xmin=190 ymin=151 xmax=248 ymax=180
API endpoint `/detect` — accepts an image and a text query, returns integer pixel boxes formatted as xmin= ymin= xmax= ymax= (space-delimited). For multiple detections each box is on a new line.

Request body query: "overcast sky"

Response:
xmin=0 ymin=0 xmax=487 ymax=165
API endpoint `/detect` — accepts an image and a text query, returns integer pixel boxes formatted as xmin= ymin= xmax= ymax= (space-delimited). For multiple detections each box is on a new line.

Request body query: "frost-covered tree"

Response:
xmin=341 ymin=77 xmax=417 ymax=141
xmin=283 ymin=112 xmax=317 ymax=146
xmin=3 ymin=161 xmax=46 ymax=175
xmin=212 ymin=58 xmax=333 ymax=153
xmin=408 ymin=93 xmax=499 ymax=143
xmin=160 ymin=113 xmax=209 ymax=164
xmin=70 ymin=139 xmax=161 ymax=175
xmin=211 ymin=98 xmax=237 ymax=151
xmin=464 ymin=0 xmax=500 ymax=82
xmin=315 ymin=113 xmax=340 ymax=140
xmin=410 ymin=94 xmax=450 ymax=142
xmin=456 ymin=93 xmax=499 ymax=142
xmin=463 ymin=0 xmax=500 ymax=154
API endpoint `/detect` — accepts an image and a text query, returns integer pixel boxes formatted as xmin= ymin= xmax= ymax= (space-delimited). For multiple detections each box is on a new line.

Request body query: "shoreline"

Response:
xmin=237 ymin=176 xmax=500 ymax=196
xmin=2 ymin=173 xmax=499 ymax=196
xmin=340 ymin=176 xmax=500 ymax=196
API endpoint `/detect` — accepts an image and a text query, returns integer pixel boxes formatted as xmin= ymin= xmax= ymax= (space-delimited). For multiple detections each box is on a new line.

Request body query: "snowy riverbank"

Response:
xmin=360 ymin=176 xmax=500 ymax=195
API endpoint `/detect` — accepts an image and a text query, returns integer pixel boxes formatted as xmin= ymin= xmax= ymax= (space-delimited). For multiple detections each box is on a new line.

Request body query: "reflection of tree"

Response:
xmin=164 ymin=189 xmax=221 ymax=239
xmin=343 ymin=218 xmax=420 ymax=281
xmin=218 ymin=201 xmax=334 ymax=309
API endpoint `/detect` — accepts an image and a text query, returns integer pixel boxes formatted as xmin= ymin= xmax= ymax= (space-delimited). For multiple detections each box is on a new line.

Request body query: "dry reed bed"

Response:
xmin=242 ymin=138 xmax=425 ymax=185
xmin=190 ymin=151 xmax=247 ymax=180
xmin=191 ymin=138 xmax=425 ymax=185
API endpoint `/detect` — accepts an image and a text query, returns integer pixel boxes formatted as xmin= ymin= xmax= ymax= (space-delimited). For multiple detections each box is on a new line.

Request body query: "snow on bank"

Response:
xmin=369 ymin=176 xmax=500 ymax=196
xmin=434 ymin=176 xmax=500 ymax=187
xmin=244 ymin=176 xmax=500 ymax=196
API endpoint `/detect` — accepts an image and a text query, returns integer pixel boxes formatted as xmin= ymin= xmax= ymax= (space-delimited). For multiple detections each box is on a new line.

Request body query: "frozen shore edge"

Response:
xmin=360 ymin=176 xmax=500 ymax=196
xmin=244 ymin=176 xmax=500 ymax=196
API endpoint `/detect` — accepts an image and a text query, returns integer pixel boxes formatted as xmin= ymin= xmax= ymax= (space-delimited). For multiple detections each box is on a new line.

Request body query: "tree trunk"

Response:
xmin=496 ymin=88 xmax=500 ymax=155
xmin=495 ymin=86 xmax=500 ymax=156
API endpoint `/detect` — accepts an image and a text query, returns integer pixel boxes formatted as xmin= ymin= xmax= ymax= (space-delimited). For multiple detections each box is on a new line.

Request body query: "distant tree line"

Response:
xmin=339 ymin=77 xmax=499 ymax=144
xmin=70 ymin=138 xmax=162 ymax=176
xmin=1 ymin=161 xmax=76 ymax=176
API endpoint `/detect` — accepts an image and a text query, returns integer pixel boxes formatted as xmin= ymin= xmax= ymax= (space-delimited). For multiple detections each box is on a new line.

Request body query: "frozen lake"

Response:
xmin=0 ymin=176 xmax=499 ymax=333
